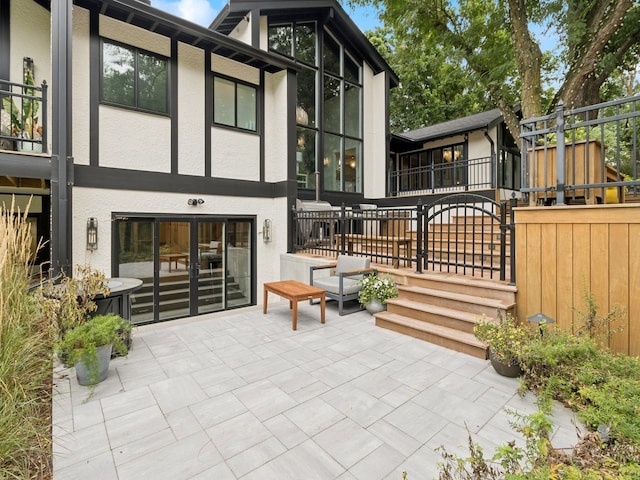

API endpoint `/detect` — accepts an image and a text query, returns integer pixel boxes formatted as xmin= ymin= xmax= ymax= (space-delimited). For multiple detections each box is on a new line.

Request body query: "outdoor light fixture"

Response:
xmin=263 ymin=219 xmax=272 ymax=243
xmin=188 ymin=198 xmax=204 ymax=206
xmin=527 ymin=312 xmax=555 ymax=335
xmin=86 ymin=217 xmax=98 ymax=251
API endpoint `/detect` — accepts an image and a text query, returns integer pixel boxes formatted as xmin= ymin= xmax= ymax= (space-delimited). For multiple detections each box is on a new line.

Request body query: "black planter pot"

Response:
xmin=489 ymin=350 xmax=522 ymax=377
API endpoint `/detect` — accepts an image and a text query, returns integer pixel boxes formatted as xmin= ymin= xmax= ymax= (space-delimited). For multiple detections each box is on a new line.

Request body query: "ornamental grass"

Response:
xmin=0 ymin=198 xmax=52 ymax=479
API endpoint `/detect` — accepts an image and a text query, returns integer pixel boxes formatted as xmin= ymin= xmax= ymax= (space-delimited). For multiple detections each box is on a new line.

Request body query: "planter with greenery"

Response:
xmin=358 ymin=273 xmax=398 ymax=314
xmin=473 ymin=313 xmax=535 ymax=376
xmin=1 ymin=69 xmax=42 ymax=152
xmin=57 ymin=313 xmax=130 ymax=386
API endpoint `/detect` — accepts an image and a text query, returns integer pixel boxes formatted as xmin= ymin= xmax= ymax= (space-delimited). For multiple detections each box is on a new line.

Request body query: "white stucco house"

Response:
xmin=0 ymin=0 xmax=398 ymax=324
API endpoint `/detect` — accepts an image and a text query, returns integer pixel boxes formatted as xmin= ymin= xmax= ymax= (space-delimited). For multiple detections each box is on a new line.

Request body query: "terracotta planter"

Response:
xmin=365 ymin=299 xmax=386 ymax=314
xmin=489 ymin=350 xmax=522 ymax=377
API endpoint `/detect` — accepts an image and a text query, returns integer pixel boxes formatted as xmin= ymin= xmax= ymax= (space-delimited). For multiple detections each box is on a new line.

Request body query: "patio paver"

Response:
xmin=53 ymin=301 xmax=582 ymax=479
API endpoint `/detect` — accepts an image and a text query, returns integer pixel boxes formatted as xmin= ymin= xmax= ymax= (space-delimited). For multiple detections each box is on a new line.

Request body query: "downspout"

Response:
xmin=484 ymin=128 xmax=496 ymax=189
xmin=51 ymin=0 xmax=73 ymax=276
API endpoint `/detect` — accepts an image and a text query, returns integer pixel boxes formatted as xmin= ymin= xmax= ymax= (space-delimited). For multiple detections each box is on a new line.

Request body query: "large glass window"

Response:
xmin=323 ymin=74 xmax=341 ymax=134
xmin=295 ymin=23 xmax=317 ymax=65
xmin=397 ymin=143 xmax=467 ymax=191
xmin=268 ymin=22 xmax=362 ymax=193
xmin=268 ymin=24 xmax=293 ymax=57
xmin=101 ymin=40 xmax=168 ymax=114
xmin=213 ymin=76 xmax=257 ymax=131
xmin=323 ymin=31 xmax=362 ymax=192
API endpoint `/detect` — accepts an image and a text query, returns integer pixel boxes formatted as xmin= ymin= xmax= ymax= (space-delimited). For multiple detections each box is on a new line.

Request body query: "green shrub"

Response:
xmin=57 ymin=314 xmax=130 ymax=386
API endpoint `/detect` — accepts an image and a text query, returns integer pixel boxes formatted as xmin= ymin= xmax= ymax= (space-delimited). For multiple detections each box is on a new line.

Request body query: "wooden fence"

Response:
xmin=515 ymin=204 xmax=640 ymax=356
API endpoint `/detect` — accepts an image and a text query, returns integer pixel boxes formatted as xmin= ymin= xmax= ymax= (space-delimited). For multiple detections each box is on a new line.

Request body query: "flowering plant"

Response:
xmin=358 ymin=273 xmax=398 ymax=306
xmin=473 ymin=314 xmax=534 ymax=363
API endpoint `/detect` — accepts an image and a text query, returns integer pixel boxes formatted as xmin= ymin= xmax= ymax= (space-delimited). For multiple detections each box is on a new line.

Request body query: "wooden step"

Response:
xmin=385 ymin=298 xmax=483 ymax=334
xmin=375 ymin=312 xmax=488 ymax=359
xmin=398 ymin=284 xmax=514 ymax=317
xmin=389 ymin=270 xmax=517 ymax=304
xmin=452 ymin=215 xmax=501 ymax=226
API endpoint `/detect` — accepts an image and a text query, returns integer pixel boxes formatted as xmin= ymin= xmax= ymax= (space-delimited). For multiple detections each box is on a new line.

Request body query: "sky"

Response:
xmin=150 ymin=0 xmax=382 ymax=33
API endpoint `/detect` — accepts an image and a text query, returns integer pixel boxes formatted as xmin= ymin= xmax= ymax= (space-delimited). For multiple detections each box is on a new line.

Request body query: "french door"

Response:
xmin=114 ymin=215 xmax=253 ymax=325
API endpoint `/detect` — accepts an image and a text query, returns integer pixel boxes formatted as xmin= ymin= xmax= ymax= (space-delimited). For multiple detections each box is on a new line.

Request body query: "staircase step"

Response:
xmin=390 ymin=271 xmax=517 ymax=303
xmin=375 ymin=312 xmax=488 ymax=359
xmin=398 ymin=285 xmax=514 ymax=317
xmin=385 ymin=298 xmax=486 ymax=334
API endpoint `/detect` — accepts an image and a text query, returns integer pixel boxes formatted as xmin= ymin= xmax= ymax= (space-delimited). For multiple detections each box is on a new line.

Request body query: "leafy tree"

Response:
xmin=348 ymin=0 xmax=640 ymax=144
xmin=366 ymin=26 xmax=495 ymax=132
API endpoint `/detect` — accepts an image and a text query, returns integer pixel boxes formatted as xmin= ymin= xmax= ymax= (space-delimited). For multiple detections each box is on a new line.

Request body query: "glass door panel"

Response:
xmin=226 ymin=221 xmax=251 ymax=308
xmin=117 ymin=219 xmax=154 ymax=325
xmin=196 ymin=221 xmax=225 ymax=314
xmin=158 ymin=220 xmax=190 ymax=321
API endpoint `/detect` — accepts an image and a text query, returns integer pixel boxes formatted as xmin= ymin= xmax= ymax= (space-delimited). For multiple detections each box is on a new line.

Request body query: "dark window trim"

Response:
xmin=100 ymin=37 xmax=170 ymax=116
xmin=212 ymin=73 xmax=258 ymax=132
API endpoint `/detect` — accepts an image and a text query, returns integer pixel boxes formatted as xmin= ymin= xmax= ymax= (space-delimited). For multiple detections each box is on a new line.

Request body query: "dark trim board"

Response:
xmin=0 ymin=155 xmax=52 ymax=179
xmin=74 ymin=164 xmax=289 ymax=198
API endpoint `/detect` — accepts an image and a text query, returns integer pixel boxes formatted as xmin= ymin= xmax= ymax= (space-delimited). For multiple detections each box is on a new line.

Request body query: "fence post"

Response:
xmin=41 ymin=81 xmax=48 ymax=154
xmin=340 ymin=203 xmax=346 ymax=255
xmin=509 ymin=197 xmax=517 ymax=285
xmin=415 ymin=199 xmax=423 ymax=274
xmin=556 ymin=101 xmax=566 ymax=205
xmin=499 ymin=201 xmax=507 ymax=282
xmin=290 ymin=204 xmax=296 ymax=253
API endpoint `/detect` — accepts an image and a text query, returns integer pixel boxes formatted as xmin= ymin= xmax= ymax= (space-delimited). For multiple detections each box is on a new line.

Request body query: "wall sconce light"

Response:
xmin=86 ymin=217 xmax=98 ymax=251
xmin=263 ymin=219 xmax=272 ymax=243
xmin=188 ymin=198 xmax=205 ymax=206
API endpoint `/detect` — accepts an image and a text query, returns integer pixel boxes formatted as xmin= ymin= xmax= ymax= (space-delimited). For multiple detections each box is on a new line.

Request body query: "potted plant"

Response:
xmin=38 ymin=264 xmax=111 ymax=334
xmin=473 ymin=314 xmax=534 ymax=377
xmin=1 ymin=69 xmax=42 ymax=152
xmin=56 ymin=313 xmax=130 ymax=386
xmin=358 ymin=273 xmax=398 ymax=314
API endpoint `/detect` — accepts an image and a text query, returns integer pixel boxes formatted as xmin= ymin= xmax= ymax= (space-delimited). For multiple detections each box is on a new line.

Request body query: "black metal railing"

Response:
xmin=521 ymin=95 xmax=640 ymax=205
xmin=0 ymin=79 xmax=48 ymax=154
xmin=389 ymin=156 xmax=493 ymax=196
xmin=292 ymin=195 xmax=515 ymax=283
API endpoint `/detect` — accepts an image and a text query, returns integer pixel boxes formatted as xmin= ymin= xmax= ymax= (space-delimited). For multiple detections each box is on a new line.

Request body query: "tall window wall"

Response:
xmin=268 ymin=21 xmax=362 ymax=193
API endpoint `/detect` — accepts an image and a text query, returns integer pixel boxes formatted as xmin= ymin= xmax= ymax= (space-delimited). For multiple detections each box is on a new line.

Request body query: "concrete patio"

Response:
xmin=53 ymin=299 xmax=582 ymax=480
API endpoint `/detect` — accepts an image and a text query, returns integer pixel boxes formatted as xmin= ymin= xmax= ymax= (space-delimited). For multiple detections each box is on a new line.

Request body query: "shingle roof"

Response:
xmin=395 ymin=108 xmax=503 ymax=143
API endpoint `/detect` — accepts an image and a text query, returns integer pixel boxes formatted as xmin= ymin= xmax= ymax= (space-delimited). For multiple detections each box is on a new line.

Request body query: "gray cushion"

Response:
xmin=335 ymin=255 xmax=370 ymax=275
xmin=312 ymin=276 xmax=362 ymax=295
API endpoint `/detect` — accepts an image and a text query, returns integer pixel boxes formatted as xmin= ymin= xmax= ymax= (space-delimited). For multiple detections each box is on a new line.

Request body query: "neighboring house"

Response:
xmin=388 ymin=108 xmax=521 ymax=200
xmin=0 ymin=0 xmax=397 ymax=324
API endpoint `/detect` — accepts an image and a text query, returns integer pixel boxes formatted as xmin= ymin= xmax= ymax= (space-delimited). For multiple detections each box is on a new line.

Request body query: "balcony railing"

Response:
xmin=0 ymin=79 xmax=48 ymax=154
xmin=389 ymin=156 xmax=493 ymax=196
xmin=521 ymin=95 xmax=640 ymax=205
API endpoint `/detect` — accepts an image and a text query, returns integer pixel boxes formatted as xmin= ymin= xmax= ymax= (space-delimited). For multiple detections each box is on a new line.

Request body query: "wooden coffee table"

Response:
xmin=263 ymin=280 xmax=326 ymax=330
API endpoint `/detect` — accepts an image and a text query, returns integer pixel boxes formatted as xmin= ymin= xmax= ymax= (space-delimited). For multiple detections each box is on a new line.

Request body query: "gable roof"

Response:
xmin=211 ymin=0 xmax=399 ymax=86
xmin=395 ymin=108 xmax=504 ymax=143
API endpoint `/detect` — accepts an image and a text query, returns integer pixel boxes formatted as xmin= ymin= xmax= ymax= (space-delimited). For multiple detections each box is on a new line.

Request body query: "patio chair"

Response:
xmin=309 ymin=255 xmax=374 ymax=315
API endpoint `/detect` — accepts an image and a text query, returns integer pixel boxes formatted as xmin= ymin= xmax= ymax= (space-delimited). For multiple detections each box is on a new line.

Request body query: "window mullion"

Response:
xmin=133 ymin=49 xmax=139 ymax=109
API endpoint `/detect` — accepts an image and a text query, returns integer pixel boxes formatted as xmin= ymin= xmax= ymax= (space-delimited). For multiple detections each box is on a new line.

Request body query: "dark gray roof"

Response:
xmin=211 ymin=0 xmax=399 ymax=86
xmin=395 ymin=108 xmax=503 ymax=143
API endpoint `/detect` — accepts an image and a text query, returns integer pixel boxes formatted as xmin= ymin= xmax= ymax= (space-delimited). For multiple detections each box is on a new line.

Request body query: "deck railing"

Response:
xmin=521 ymin=95 xmax=640 ymax=205
xmin=292 ymin=195 xmax=515 ymax=283
xmin=389 ymin=156 xmax=493 ymax=196
xmin=0 ymin=79 xmax=48 ymax=154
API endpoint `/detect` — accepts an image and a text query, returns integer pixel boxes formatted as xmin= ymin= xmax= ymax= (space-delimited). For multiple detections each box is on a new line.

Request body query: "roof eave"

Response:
xmin=76 ymin=0 xmax=299 ymax=73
